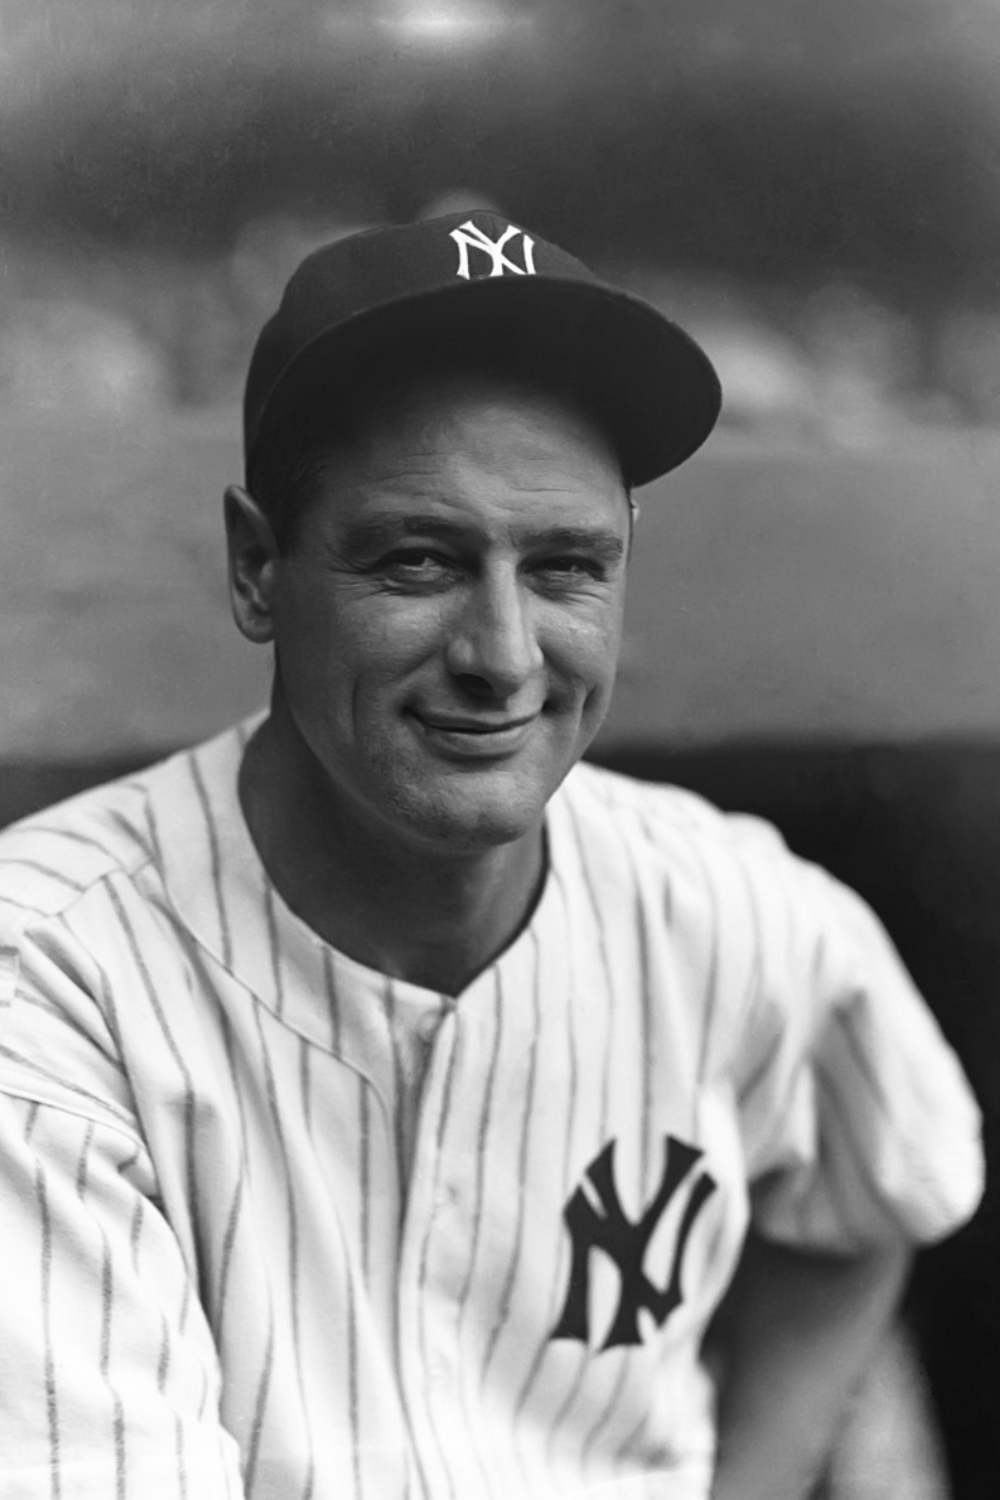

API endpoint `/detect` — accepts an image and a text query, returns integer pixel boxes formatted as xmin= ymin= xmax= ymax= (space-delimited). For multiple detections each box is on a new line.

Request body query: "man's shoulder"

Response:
xmin=0 ymin=766 xmax=158 ymax=923
xmin=556 ymin=759 xmax=813 ymax=936
xmin=562 ymin=757 xmax=788 ymax=860
xmin=0 ymin=719 xmax=251 ymax=923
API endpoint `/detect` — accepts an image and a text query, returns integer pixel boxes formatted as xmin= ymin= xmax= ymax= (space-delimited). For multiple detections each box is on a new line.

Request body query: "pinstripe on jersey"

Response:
xmin=0 ymin=721 xmax=983 ymax=1499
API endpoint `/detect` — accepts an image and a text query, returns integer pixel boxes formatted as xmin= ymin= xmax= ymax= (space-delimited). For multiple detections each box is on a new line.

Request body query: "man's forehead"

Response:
xmin=314 ymin=368 xmax=629 ymax=519
xmin=331 ymin=354 xmax=628 ymax=484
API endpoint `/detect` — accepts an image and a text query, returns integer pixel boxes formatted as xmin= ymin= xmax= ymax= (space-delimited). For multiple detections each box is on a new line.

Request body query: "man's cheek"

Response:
xmin=556 ymin=615 xmax=622 ymax=681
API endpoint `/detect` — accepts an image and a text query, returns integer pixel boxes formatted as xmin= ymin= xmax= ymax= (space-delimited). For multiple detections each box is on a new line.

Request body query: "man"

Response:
xmin=0 ymin=210 xmax=983 ymax=1500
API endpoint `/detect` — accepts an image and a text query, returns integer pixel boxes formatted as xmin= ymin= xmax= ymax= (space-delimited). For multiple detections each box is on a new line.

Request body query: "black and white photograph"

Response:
xmin=0 ymin=4 xmax=996 ymax=1498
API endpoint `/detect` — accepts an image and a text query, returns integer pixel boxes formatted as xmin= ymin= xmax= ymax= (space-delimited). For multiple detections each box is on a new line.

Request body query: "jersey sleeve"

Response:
xmin=0 ymin=904 xmax=246 ymax=1499
xmin=726 ymin=816 xmax=984 ymax=1254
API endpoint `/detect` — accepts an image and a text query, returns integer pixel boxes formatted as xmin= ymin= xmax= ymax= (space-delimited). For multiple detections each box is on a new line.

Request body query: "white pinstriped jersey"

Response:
xmin=0 ymin=720 xmax=983 ymax=1500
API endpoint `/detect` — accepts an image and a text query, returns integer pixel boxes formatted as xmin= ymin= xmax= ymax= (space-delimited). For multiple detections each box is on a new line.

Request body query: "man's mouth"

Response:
xmin=411 ymin=711 xmax=539 ymax=757
xmin=418 ymin=714 xmax=535 ymax=734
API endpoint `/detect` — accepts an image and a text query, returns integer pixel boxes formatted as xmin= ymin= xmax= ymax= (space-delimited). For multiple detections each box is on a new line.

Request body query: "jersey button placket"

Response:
xmin=397 ymin=1005 xmax=462 ymax=1489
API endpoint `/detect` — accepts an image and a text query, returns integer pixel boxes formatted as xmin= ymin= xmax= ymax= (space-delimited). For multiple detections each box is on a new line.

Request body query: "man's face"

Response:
xmin=257 ymin=369 xmax=630 ymax=854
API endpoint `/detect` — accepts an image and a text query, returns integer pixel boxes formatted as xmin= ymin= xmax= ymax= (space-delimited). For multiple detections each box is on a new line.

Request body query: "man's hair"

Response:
xmin=245 ymin=331 xmax=630 ymax=554
xmin=245 ymin=391 xmax=356 ymax=555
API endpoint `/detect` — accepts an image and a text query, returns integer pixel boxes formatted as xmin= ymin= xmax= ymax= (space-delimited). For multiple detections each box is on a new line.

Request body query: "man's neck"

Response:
xmin=237 ymin=715 xmax=547 ymax=998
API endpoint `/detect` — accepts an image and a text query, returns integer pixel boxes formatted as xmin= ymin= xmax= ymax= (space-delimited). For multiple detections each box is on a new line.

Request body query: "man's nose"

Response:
xmin=445 ymin=569 xmax=543 ymax=697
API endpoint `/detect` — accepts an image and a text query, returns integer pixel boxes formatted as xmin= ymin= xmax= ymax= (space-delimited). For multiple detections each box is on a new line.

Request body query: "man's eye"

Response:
xmin=536 ymin=556 xmax=604 ymax=581
xmin=379 ymin=551 xmax=457 ymax=584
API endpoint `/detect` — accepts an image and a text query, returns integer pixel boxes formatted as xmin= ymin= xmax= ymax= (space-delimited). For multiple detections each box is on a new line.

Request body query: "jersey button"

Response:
xmin=417 ymin=1011 xmax=440 ymax=1044
xmin=434 ymin=1182 xmax=459 ymax=1214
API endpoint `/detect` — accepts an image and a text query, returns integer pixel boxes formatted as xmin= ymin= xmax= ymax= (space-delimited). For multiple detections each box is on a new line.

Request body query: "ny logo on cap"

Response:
xmin=450 ymin=220 xmax=537 ymax=280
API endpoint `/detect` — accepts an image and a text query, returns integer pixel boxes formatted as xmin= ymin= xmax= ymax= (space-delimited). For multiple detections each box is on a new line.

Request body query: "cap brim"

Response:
xmin=248 ymin=274 xmax=721 ymax=490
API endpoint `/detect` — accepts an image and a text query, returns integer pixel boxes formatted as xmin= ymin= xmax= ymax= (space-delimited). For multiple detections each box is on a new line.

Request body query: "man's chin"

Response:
xmin=385 ymin=773 xmax=550 ymax=855
xmin=410 ymin=803 xmax=539 ymax=855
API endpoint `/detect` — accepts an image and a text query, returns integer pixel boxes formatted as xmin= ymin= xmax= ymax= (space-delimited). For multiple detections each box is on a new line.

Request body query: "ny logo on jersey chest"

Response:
xmin=450 ymin=219 xmax=537 ymax=280
xmin=551 ymin=1135 xmax=717 ymax=1350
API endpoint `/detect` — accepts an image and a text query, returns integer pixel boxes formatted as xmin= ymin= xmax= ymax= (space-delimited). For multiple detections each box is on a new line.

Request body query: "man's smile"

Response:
xmin=410 ymin=709 xmax=540 ymax=756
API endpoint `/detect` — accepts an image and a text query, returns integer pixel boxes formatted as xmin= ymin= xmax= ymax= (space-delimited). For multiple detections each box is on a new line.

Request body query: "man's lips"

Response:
xmin=417 ymin=713 xmax=537 ymax=734
xmin=411 ymin=710 xmax=540 ymax=757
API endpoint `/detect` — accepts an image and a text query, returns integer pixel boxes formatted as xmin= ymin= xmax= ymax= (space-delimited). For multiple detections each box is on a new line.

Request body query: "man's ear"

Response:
xmin=626 ymin=493 xmax=640 ymax=558
xmin=224 ymin=485 xmax=279 ymax=644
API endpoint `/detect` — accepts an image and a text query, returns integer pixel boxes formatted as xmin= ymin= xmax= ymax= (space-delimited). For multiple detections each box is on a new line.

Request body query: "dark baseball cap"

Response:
xmin=243 ymin=209 xmax=722 ymax=489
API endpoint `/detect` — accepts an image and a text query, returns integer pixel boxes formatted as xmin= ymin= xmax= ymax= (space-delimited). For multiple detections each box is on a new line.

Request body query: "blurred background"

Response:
xmin=2 ymin=3 xmax=1000 ymax=1496
xmin=4 ymin=0 xmax=1000 ymax=754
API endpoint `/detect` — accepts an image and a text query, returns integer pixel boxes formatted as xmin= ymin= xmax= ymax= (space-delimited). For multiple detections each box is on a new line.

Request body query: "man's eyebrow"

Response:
xmin=339 ymin=516 xmax=625 ymax=559
xmin=528 ymin=526 xmax=625 ymax=561
xmin=339 ymin=516 xmax=470 ymax=551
